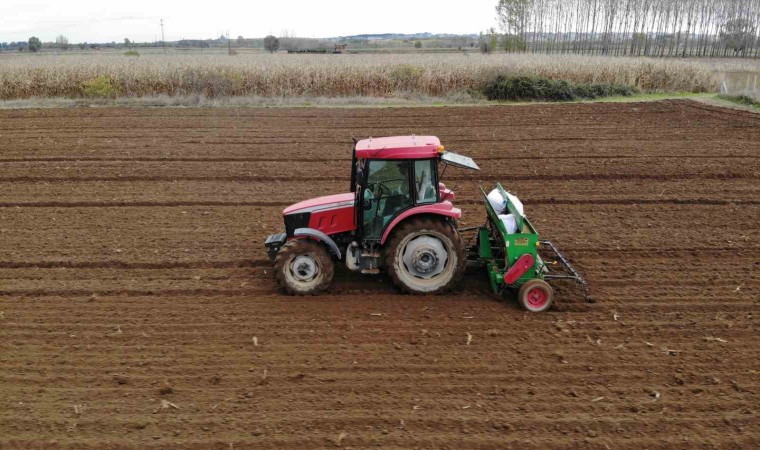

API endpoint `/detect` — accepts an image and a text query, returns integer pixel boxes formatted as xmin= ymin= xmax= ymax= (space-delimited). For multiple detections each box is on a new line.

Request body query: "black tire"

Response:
xmin=517 ymin=279 xmax=554 ymax=312
xmin=384 ymin=217 xmax=466 ymax=294
xmin=274 ymin=239 xmax=334 ymax=296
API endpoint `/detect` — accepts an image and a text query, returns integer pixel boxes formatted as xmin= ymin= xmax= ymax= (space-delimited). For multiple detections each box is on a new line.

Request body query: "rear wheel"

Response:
xmin=517 ymin=279 xmax=554 ymax=312
xmin=274 ymin=239 xmax=334 ymax=295
xmin=384 ymin=217 xmax=465 ymax=294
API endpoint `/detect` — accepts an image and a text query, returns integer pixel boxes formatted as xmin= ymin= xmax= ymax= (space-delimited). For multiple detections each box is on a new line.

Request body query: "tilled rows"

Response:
xmin=0 ymin=158 xmax=756 ymax=183
xmin=0 ymin=100 xmax=758 ymax=449
xmin=1 ymin=204 xmax=756 ymax=263
xmin=2 ymin=179 xmax=760 ymax=207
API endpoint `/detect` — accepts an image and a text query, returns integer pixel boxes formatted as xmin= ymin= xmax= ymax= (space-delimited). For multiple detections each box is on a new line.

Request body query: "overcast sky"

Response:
xmin=1 ymin=1 xmax=498 ymax=43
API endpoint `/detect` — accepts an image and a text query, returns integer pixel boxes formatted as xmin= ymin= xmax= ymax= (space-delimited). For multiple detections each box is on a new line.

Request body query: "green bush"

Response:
xmin=483 ymin=75 xmax=638 ymax=102
xmin=124 ymin=50 xmax=140 ymax=57
xmin=82 ymin=75 xmax=119 ymax=98
xmin=717 ymin=94 xmax=760 ymax=108
xmin=390 ymin=64 xmax=425 ymax=83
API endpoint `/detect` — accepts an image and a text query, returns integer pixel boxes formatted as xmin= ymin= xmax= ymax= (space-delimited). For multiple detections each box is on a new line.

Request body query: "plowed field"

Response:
xmin=0 ymin=100 xmax=758 ymax=449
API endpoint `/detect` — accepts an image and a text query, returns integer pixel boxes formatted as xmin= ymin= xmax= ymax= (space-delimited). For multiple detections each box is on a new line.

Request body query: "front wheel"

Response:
xmin=384 ymin=218 xmax=465 ymax=294
xmin=274 ymin=239 xmax=334 ymax=295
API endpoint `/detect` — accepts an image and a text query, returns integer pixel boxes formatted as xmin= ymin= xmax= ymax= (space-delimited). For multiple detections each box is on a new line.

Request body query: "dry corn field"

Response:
xmin=2 ymin=52 xmax=759 ymax=100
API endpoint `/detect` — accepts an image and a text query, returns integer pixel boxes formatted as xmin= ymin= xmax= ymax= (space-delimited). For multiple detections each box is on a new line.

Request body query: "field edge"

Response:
xmin=0 ymin=92 xmax=719 ymax=110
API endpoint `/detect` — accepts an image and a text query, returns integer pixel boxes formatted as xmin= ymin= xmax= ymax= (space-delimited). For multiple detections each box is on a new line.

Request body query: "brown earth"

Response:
xmin=0 ymin=100 xmax=758 ymax=449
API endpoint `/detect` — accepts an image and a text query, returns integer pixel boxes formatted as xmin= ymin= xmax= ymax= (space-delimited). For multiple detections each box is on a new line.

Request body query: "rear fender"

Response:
xmin=293 ymin=228 xmax=342 ymax=259
xmin=380 ymin=203 xmax=462 ymax=245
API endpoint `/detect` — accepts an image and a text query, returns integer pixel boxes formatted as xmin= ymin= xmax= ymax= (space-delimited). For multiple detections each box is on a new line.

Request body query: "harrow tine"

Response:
xmin=540 ymin=240 xmax=594 ymax=303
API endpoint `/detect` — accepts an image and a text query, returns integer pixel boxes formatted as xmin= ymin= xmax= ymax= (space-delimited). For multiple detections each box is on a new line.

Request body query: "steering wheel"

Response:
xmin=363 ymin=178 xmax=408 ymax=236
xmin=367 ymin=178 xmax=406 ymax=198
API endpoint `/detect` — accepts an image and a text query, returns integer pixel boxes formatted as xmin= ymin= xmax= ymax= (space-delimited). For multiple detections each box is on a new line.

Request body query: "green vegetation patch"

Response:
xmin=124 ymin=50 xmax=140 ymax=57
xmin=483 ymin=75 xmax=638 ymax=102
xmin=717 ymin=94 xmax=760 ymax=109
xmin=390 ymin=64 xmax=425 ymax=83
xmin=82 ymin=75 xmax=120 ymax=98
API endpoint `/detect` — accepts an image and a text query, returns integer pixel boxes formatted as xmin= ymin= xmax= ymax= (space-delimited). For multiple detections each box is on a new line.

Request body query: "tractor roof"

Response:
xmin=355 ymin=136 xmax=441 ymax=160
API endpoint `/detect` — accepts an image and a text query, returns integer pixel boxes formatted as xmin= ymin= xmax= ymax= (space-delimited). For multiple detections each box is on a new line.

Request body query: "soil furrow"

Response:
xmin=1 ymin=100 xmax=757 ymax=449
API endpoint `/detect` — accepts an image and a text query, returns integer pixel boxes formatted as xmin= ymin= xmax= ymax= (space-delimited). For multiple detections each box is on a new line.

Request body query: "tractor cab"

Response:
xmin=351 ymin=136 xmax=477 ymax=242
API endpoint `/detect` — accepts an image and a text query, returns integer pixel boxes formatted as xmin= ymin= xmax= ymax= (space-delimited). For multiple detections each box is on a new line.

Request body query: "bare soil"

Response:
xmin=0 ymin=100 xmax=758 ymax=449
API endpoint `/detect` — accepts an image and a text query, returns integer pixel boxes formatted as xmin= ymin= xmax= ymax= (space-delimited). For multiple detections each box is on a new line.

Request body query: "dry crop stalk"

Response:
xmin=1 ymin=52 xmax=752 ymax=100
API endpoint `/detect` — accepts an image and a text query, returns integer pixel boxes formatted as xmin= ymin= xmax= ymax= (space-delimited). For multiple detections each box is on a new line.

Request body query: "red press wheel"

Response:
xmin=517 ymin=279 xmax=554 ymax=313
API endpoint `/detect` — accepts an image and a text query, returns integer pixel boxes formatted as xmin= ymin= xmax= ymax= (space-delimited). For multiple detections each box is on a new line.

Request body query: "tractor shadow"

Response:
xmin=324 ymin=265 xmax=592 ymax=312
xmin=326 ymin=264 xmax=493 ymax=296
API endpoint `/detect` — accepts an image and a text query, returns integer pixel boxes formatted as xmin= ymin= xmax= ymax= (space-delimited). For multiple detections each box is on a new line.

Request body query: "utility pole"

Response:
xmin=227 ymin=29 xmax=232 ymax=55
xmin=160 ymin=19 xmax=166 ymax=53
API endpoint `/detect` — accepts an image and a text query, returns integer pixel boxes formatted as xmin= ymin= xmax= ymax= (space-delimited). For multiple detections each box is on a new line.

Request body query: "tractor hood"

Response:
xmin=283 ymin=192 xmax=355 ymax=215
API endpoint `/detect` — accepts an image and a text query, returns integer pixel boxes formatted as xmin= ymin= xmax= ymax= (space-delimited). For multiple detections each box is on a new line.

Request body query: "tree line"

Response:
xmin=1 ymin=36 xmax=141 ymax=52
xmin=494 ymin=0 xmax=760 ymax=57
xmin=2 ymin=34 xmax=480 ymax=54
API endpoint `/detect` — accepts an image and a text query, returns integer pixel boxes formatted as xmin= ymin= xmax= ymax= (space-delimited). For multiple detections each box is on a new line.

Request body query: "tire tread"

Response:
xmin=384 ymin=217 xmax=466 ymax=294
xmin=274 ymin=239 xmax=334 ymax=296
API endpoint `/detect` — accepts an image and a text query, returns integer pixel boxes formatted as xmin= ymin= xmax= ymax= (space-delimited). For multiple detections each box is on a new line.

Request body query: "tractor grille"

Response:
xmin=284 ymin=212 xmax=311 ymax=236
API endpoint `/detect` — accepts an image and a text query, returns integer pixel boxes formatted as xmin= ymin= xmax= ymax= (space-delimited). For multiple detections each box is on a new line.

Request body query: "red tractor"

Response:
xmin=265 ymin=136 xmax=476 ymax=295
xmin=265 ymin=135 xmax=590 ymax=310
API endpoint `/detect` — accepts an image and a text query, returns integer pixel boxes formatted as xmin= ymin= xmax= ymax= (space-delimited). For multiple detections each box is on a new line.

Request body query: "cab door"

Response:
xmin=362 ymin=160 xmax=413 ymax=240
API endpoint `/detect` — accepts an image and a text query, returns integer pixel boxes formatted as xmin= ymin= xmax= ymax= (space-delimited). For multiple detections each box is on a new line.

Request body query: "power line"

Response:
xmin=160 ymin=19 xmax=165 ymax=52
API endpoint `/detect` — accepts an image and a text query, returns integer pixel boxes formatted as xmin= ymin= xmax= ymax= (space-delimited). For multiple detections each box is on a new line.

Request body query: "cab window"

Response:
xmin=414 ymin=159 xmax=437 ymax=204
xmin=363 ymin=160 xmax=412 ymax=239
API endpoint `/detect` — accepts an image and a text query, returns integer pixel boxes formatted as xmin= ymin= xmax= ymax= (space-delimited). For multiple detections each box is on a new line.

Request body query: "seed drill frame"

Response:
xmin=465 ymin=183 xmax=591 ymax=302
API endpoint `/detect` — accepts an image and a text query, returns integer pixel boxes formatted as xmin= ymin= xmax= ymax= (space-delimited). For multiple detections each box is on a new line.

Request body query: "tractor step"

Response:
xmin=264 ymin=233 xmax=287 ymax=262
xmin=360 ymin=251 xmax=381 ymax=273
